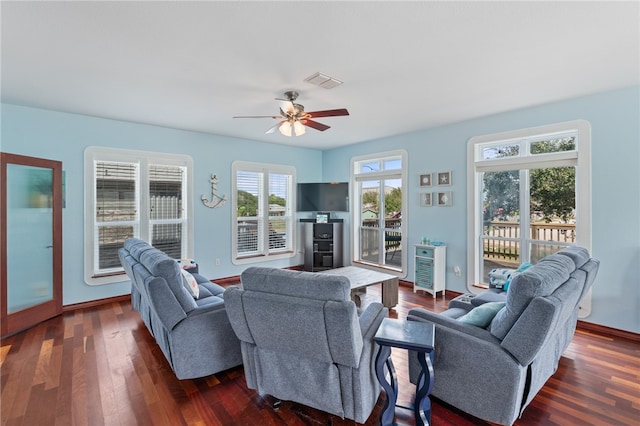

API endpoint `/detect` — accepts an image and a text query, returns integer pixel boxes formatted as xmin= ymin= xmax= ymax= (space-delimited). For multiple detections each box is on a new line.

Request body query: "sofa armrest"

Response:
xmin=500 ymin=296 xmax=558 ymax=365
xmin=188 ymin=297 xmax=226 ymax=316
xmin=358 ymin=302 xmax=387 ymax=339
xmin=407 ymin=307 xmax=497 ymax=341
xmin=170 ymin=303 xmax=242 ymax=379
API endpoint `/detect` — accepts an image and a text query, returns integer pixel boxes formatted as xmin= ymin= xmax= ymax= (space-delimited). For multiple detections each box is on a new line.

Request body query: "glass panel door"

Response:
xmin=1 ymin=153 xmax=62 ymax=337
xmin=7 ymin=164 xmax=54 ymax=312
xmin=357 ymin=178 xmax=402 ymax=268
xmin=481 ymin=169 xmax=521 ymax=282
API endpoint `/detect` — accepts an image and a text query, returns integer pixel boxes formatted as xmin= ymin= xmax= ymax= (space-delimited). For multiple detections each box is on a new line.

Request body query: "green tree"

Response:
xmin=529 ymin=137 xmax=576 ymax=222
xmin=362 ymin=191 xmax=379 ymax=211
xmin=237 ymin=190 xmax=258 ymax=216
xmin=360 ymin=188 xmax=402 ymax=216
xmin=483 ymin=170 xmax=519 ymax=222
xmin=482 ymin=137 xmax=576 ymax=223
xmin=385 ymin=187 xmax=402 ymax=215
xmin=269 ymin=193 xmax=286 ymax=206
xmin=530 ymin=166 xmax=575 ymax=222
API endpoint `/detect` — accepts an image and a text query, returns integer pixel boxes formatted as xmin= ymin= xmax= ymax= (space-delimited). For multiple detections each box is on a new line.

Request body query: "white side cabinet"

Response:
xmin=414 ymin=244 xmax=446 ymax=297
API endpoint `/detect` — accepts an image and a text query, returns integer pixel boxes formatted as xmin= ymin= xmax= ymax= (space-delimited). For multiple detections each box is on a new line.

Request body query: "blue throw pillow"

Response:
xmin=458 ymin=302 xmax=506 ymax=328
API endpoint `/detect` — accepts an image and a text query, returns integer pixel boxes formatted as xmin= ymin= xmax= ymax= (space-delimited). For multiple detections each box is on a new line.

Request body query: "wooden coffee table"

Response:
xmin=319 ymin=266 xmax=399 ymax=308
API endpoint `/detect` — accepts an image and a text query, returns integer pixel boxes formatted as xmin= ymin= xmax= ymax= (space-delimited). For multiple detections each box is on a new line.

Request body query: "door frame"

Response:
xmin=1 ymin=153 xmax=63 ymax=337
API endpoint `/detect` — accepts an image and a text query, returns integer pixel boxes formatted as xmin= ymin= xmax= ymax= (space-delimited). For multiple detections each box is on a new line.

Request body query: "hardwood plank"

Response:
xmin=1 ymin=284 xmax=639 ymax=426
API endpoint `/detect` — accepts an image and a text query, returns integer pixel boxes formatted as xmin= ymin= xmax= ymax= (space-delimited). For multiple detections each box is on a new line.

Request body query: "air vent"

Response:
xmin=304 ymin=72 xmax=343 ymax=89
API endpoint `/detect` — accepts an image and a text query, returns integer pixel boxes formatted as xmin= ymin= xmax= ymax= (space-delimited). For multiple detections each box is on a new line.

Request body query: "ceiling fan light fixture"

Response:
xmin=293 ymin=120 xmax=306 ymax=136
xmin=278 ymin=121 xmax=292 ymax=137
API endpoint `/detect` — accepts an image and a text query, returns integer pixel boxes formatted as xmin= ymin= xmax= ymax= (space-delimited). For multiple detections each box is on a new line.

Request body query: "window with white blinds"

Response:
xmin=95 ymin=161 xmax=138 ymax=272
xmin=149 ymin=164 xmax=186 ymax=259
xmin=84 ymin=147 xmax=193 ymax=285
xmin=232 ymin=161 xmax=295 ymax=264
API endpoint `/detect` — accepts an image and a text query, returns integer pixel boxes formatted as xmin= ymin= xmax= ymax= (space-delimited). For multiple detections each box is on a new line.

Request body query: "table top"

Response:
xmin=320 ymin=266 xmax=398 ymax=288
xmin=374 ymin=317 xmax=435 ymax=352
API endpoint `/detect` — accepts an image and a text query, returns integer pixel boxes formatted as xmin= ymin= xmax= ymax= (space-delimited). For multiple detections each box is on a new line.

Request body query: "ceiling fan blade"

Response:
xmin=306 ymin=108 xmax=349 ymax=118
xmin=279 ymin=100 xmax=295 ymax=115
xmin=265 ymin=121 xmax=284 ymax=134
xmin=303 ymin=119 xmax=330 ymax=132
xmin=233 ymin=115 xmax=284 ymax=119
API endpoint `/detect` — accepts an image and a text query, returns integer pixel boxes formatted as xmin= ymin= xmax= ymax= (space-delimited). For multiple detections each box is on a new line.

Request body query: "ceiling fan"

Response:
xmin=233 ymin=91 xmax=349 ymax=137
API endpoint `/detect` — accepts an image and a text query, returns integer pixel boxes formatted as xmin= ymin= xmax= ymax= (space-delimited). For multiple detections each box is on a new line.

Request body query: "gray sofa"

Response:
xmin=224 ymin=267 xmax=388 ymax=423
xmin=118 ymin=238 xmax=242 ymax=379
xmin=407 ymin=245 xmax=599 ymax=425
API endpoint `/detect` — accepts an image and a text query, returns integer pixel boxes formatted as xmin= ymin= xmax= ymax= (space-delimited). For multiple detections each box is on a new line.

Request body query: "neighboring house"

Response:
xmin=362 ymin=209 xmax=378 ymax=220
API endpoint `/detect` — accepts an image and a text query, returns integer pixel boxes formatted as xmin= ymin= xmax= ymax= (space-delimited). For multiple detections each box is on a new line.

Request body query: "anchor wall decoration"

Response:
xmin=201 ymin=174 xmax=227 ymax=208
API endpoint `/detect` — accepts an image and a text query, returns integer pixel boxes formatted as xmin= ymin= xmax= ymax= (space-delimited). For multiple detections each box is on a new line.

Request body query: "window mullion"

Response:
xmin=139 ymin=160 xmax=149 ymax=242
xmin=520 ymin=169 xmax=530 ymax=263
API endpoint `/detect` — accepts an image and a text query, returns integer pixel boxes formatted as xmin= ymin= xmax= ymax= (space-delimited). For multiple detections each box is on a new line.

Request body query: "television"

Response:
xmin=297 ymin=182 xmax=349 ymax=212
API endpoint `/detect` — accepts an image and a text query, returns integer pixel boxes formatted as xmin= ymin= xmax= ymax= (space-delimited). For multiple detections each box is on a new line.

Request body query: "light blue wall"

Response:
xmin=323 ymin=86 xmax=640 ymax=333
xmin=1 ymin=104 xmax=324 ymax=305
xmin=2 ymin=85 xmax=639 ymax=333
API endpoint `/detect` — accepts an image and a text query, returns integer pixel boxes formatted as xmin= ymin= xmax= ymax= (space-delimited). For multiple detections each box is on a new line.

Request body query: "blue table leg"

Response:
xmin=375 ymin=344 xmax=397 ymax=426
xmin=414 ymin=351 xmax=435 ymax=426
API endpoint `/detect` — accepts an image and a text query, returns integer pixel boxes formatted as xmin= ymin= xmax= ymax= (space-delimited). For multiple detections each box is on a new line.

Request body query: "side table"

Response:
xmin=373 ymin=317 xmax=435 ymax=426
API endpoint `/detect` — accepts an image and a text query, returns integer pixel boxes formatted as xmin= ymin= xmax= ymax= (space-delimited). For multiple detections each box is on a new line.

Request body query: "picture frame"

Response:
xmin=316 ymin=212 xmax=329 ymax=223
xmin=437 ymin=191 xmax=452 ymax=206
xmin=437 ymin=171 xmax=452 ymax=186
xmin=419 ymin=192 xmax=432 ymax=207
xmin=419 ymin=173 xmax=432 ymax=187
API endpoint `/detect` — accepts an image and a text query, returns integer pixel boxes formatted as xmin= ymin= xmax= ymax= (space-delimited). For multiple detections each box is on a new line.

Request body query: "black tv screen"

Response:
xmin=297 ymin=182 xmax=349 ymax=212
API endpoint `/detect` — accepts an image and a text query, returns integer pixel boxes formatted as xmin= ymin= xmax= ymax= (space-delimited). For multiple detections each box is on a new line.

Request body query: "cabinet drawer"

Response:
xmin=415 ymin=246 xmax=434 ymax=258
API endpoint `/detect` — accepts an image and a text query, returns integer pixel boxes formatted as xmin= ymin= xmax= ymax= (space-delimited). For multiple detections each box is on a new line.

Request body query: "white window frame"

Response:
xmin=84 ymin=147 xmax=194 ymax=285
xmin=231 ymin=160 xmax=296 ymax=264
xmin=467 ymin=120 xmax=592 ymax=316
xmin=350 ymin=150 xmax=408 ymax=277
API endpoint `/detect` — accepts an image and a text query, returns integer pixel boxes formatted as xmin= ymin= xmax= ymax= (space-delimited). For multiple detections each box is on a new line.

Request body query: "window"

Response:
xmin=467 ymin=120 xmax=592 ymax=315
xmin=84 ymin=147 xmax=193 ymax=285
xmin=232 ymin=161 xmax=295 ymax=264
xmin=351 ymin=150 xmax=407 ymax=276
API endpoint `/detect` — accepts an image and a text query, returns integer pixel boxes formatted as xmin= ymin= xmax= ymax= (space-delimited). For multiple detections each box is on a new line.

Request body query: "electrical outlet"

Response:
xmin=454 ymin=265 xmax=461 ymax=277
xmin=215 ymin=258 xmax=221 ymax=266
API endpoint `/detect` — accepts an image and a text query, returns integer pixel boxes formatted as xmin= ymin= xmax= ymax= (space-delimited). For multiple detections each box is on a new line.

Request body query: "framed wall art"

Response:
xmin=437 ymin=171 xmax=452 ymax=186
xmin=419 ymin=173 xmax=432 ymax=187
xmin=437 ymin=191 xmax=452 ymax=206
xmin=420 ymin=192 xmax=432 ymax=207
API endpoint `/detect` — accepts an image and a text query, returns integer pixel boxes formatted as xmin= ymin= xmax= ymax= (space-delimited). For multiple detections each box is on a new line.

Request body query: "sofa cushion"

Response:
xmin=241 ymin=267 xmax=350 ymax=302
xmin=458 ymin=302 xmax=506 ymax=328
xmin=139 ymin=249 xmax=197 ymax=312
xmin=556 ymin=245 xmax=590 ymax=269
xmin=125 ymin=237 xmax=155 ymax=261
xmin=490 ymin=253 xmax=575 ymax=340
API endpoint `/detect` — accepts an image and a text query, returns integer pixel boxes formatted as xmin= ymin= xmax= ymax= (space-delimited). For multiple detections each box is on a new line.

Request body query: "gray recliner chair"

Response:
xmin=224 ymin=267 xmax=388 ymax=423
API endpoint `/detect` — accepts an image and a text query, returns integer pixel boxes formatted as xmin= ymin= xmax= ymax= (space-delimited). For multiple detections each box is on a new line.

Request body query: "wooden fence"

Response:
xmin=483 ymin=221 xmax=576 ymax=264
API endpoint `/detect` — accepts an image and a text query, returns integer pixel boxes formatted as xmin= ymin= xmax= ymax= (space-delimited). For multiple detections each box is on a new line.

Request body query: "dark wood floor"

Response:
xmin=1 ymin=283 xmax=639 ymax=426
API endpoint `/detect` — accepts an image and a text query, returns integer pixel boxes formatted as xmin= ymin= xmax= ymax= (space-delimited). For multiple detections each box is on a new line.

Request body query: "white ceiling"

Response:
xmin=2 ymin=1 xmax=638 ymax=150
